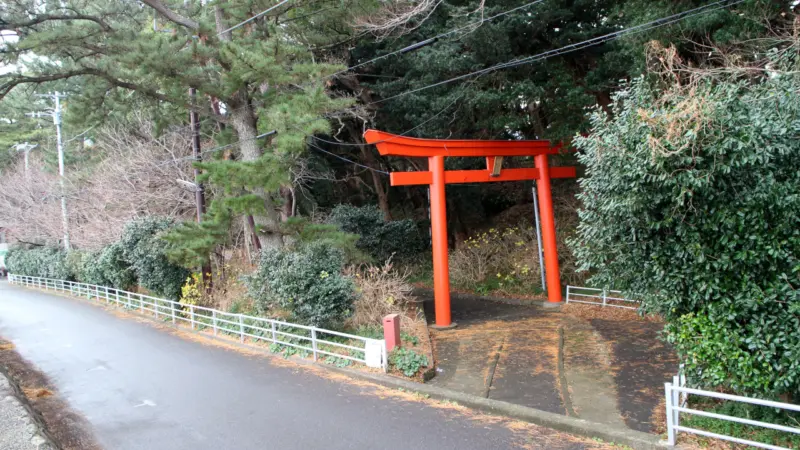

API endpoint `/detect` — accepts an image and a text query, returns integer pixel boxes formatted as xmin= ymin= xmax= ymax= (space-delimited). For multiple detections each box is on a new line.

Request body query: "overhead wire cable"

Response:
xmin=309 ymin=0 xmax=546 ymax=85
xmin=160 ymin=0 xmax=743 ymax=168
xmin=370 ymin=0 xmax=746 ymax=105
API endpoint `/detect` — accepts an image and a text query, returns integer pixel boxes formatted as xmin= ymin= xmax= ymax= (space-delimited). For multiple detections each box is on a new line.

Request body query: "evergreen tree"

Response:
xmin=350 ymin=0 xmax=785 ymax=141
xmin=1 ymin=0 xmax=367 ymax=260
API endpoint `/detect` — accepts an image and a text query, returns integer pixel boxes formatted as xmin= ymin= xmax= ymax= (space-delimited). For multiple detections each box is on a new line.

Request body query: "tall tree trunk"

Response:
xmin=345 ymin=122 xmax=392 ymax=220
xmin=216 ymin=1 xmax=282 ymax=250
xmin=228 ymin=98 xmax=283 ymax=249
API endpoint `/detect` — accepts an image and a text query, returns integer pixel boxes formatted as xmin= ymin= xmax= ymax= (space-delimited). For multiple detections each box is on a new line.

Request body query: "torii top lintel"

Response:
xmin=363 ymin=129 xmax=576 ymax=187
xmin=364 ymin=129 xmax=560 ymax=158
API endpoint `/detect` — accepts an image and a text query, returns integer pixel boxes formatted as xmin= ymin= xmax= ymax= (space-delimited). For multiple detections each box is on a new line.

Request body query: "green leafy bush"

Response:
xmin=571 ymin=62 xmax=800 ymax=397
xmin=390 ymin=347 xmax=428 ymax=377
xmin=97 ymin=242 xmax=136 ymax=290
xmin=120 ymin=217 xmax=189 ymax=299
xmin=6 ymin=247 xmax=73 ymax=280
xmin=75 ymin=243 xmax=135 ymax=289
xmin=246 ymin=241 xmax=355 ymax=328
xmin=328 ymin=205 xmax=423 ymax=262
xmin=78 ymin=250 xmax=108 ymax=286
xmin=65 ymin=251 xmax=89 ymax=282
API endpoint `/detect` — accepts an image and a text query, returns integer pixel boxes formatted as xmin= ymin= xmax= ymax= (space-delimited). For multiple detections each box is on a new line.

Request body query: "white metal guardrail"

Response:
xmin=565 ymin=285 xmax=641 ymax=310
xmin=665 ymin=375 xmax=800 ymax=449
xmin=8 ymin=274 xmax=387 ymax=371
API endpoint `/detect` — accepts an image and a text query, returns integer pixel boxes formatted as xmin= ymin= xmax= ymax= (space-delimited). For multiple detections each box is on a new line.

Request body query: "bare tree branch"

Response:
xmin=354 ymin=0 xmax=444 ymax=40
xmin=141 ymin=0 xmax=200 ymax=31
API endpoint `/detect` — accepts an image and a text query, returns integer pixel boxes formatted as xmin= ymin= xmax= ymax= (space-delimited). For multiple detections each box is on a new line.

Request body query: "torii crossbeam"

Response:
xmin=365 ymin=130 xmax=576 ymax=327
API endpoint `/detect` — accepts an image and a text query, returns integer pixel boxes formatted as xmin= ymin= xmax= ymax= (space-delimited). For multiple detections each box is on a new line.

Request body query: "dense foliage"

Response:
xmin=120 ymin=217 xmax=189 ymax=300
xmin=6 ymin=247 xmax=72 ymax=280
xmin=328 ymin=205 xmax=424 ymax=262
xmin=95 ymin=243 xmax=136 ymax=290
xmin=246 ymin=241 xmax=355 ymax=328
xmin=571 ymin=57 xmax=800 ymax=398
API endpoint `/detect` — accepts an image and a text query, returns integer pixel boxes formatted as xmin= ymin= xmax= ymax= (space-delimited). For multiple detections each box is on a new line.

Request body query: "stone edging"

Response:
xmin=411 ymin=287 xmax=551 ymax=307
xmin=0 ymin=366 xmax=59 ymax=449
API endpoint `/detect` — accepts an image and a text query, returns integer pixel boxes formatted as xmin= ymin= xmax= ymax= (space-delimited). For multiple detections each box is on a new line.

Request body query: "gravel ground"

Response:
xmin=0 ymin=373 xmax=54 ymax=450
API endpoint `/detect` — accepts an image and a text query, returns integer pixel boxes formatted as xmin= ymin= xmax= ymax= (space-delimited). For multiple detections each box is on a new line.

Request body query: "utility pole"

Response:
xmin=28 ymin=92 xmax=70 ymax=251
xmin=189 ymin=88 xmax=206 ymax=222
xmin=189 ymin=87 xmax=212 ymax=289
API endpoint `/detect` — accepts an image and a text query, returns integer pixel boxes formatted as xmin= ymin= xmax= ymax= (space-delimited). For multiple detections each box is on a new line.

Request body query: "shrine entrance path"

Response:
xmin=415 ymin=290 xmax=677 ymax=434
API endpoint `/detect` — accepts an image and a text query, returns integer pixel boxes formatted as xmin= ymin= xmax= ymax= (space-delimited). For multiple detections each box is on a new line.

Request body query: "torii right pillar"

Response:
xmin=534 ymin=153 xmax=562 ymax=304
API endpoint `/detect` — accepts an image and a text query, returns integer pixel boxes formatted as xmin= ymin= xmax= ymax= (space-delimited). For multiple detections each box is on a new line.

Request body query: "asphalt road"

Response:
xmin=0 ymin=282 xmax=596 ymax=450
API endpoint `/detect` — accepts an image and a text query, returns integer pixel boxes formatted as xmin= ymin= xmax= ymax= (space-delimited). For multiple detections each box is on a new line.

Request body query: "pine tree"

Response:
xmin=1 ymin=0 xmax=369 ymax=264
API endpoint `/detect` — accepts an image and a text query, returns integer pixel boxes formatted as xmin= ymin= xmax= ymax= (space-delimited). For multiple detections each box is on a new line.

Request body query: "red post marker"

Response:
xmin=383 ymin=314 xmax=401 ymax=352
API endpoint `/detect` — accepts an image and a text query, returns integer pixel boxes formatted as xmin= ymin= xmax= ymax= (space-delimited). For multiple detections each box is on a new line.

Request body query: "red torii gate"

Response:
xmin=364 ymin=130 xmax=576 ymax=328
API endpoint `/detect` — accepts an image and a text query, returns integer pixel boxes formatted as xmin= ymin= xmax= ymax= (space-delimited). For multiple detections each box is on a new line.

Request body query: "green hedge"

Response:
xmin=8 ymin=217 xmax=184 ymax=299
xmin=246 ymin=241 xmax=355 ymax=329
xmin=571 ymin=66 xmax=800 ymax=398
xmin=120 ymin=217 xmax=189 ymax=300
xmin=6 ymin=247 xmax=73 ymax=280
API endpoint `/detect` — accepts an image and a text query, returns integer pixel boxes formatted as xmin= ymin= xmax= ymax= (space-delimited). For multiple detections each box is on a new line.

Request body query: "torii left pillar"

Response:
xmin=365 ymin=130 xmax=576 ymax=327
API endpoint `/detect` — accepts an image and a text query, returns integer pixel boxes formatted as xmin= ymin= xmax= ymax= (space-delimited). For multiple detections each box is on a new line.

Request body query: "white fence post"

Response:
xmin=565 ymin=285 xmax=571 ymax=304
xmin=382 ymin=342 xmax=388 ymax=372
xmin=665 ymin=382 xmax=676 ymax=445
xmin=105 ymin=286 xmax=110 ymax=304
xmin=311 ymin=328 xmax=318 ymax=361
xmin=171 ymin=301 xmax=176 ymax=324
xmin=139 ymin=294 xmax=144 ymax=313
xmin=212 ymin=310 xmax=217 ymax=336
xmin=672 ymin=375 xmax=681 ymax=430
xmin=190 ymin=305 xmax=195 ymax=330
xmin=239 ymin=315 xmax=245 ymax=343
xmin=271 ymin=321 xmax=277 ymax=343
xmin=127 ymin=291 xmax=131 ymax=309
xmin=602 ymin=289 xmax=607 ymax=307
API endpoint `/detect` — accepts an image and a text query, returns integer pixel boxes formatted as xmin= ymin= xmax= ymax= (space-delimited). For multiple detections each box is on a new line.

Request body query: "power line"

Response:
xmin=370 ymin=0 xmax=745 ymax=105
xmin=306 ymin=139 xmax=389 ymax=175
xmin=311 ymin=0 xmax=545 ymax=85
xmin=217 ymin=0 xmax=292 ymax=36
xmin=64 ymin=126 xmax=95 ymax=144
xmin=160 ymin=0 xmax=742 ymax=169
xmin=305 ymin=75 xmax=483 ymax=147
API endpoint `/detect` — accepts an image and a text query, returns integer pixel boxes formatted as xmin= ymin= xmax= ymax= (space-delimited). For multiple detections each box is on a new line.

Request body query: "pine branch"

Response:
xmin=141 ymin=0 xmax=200 ymax=31
xmin=1 ymin=14 xmax=113 ymax=32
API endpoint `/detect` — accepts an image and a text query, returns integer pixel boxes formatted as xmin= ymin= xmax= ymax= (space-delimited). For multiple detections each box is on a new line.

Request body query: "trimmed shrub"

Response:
xmin=328 ymin=205 xmax=423 ymax=263
xmin=6 ymin=247 xmax=73 ymax=280
xmin=79 ymin=251 xmax=108 ymax=286
xmin=77 ymin=243 xmax=135 ymax=290
xmin=571 ymin=65 xmax=800 ymax=397
xmin=97 ymin=242 xmax=136 ymax=290
xmin=246 ymin=241 xmax=355 ymax=328
xmin=120 ymin=217 xmax=189 ymax=299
